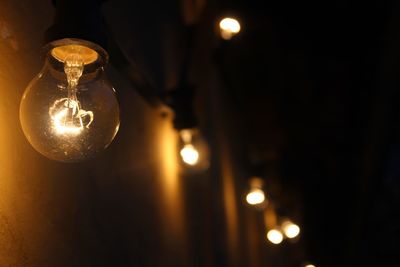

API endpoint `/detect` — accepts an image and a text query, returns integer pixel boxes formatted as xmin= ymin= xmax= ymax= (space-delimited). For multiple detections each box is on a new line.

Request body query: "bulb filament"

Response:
xmin=49 ymin=54 xmax=94 ymax=136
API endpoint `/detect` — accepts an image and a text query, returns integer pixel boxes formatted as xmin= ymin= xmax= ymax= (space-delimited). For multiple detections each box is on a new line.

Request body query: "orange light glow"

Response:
xmin=156 ymin=114 xmax=188 ymax=264
xmin=158 ymin=118 xmax=180 ymax=206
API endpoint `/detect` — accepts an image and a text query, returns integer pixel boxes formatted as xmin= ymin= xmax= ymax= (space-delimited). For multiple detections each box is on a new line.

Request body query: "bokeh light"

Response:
xmin=219 ymin=17 xmax=241 ymax=40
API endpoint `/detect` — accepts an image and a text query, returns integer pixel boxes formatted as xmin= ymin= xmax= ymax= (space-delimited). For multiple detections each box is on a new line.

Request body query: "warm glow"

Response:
xmin=48 ymin=53 xmax=94 ymax=136
xmin=267 ymin=229 xmax=283 ymax=244
xmin=51 ymin=44 xmax=98 ymax=65
xmin=180 ymin=129 xmax=193 ymax=143
xmin=281 ymin=220 xmax=300 ymax=239
xmin=246 ymin=188 xmax=265 ymax=205
xmin=305 ymin=265 xmax=316 ymax=267
xmin=52 ymin=107 xmax=82 ymax=135
xmin=180 ymin=144 xmax=199 ymax=165
xmin=219 ymin=17 xmax=241 ymax=40
xmin=49 ymin=98 xmax=93 ymax=135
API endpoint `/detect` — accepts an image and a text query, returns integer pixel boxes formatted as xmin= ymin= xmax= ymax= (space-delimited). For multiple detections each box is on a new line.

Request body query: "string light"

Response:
xmin=20 ymin=39 xmax=120 ymax=162
xmin=180 ymin=144 xmax=199 ymax=165
xmin=246 ymin=177 xmax=266 ymax=205
xmin=246 ymin=188 xmax=265 ymax=205
xmin=281 ymin=220 xmax=300 ymax=239
xmin=179 ymin=129 xmax=200 ymax=166
xmin=267 ymin=229 xmax=283 ymax=244
xmin=219 ymin=17 xmax=241 ymax=40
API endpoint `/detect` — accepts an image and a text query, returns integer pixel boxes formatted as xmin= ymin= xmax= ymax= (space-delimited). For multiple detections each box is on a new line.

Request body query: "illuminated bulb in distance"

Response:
xmin=219 ymin=17 xmax=241 ymax=40
xmin=267 ymin=229 xmax=283 ymax=244
xmin=281 ymin=220 xmax=300 ymax=239
xmin=179 ymin=129 xmax=202 ymax=166
xmin=246 ymin=188 xmax=265 ymax=205
xmin=180 ymin=144 xmax=199 ymax=166
xmin=20 ymin=38 xmax=120 ymax=162
xmin=305 ymin=265 xmax=316 ymax=267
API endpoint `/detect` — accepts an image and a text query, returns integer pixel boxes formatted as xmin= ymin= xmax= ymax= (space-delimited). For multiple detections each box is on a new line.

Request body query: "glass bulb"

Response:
xmin=178 ymin=129 xmax=210 ymax=170
xmin=281 ymin=220 xmax=300 ymax=239
xmin=246 ymin=188 xmax=265 ymax=205
xmin=246 ymin=177 xmax=266 ymax=205
xmin=267 ymin=229 xmax=283 ymax=245
xmin=20 ymin=39 xmax=120 ymax=162
xmin=180 ymin=144 xmax=199 ymax=166
xmin=179 ymin=129 xmax=199 ymax=165
xmin=219 ymin=17 xmax=241 ymax=40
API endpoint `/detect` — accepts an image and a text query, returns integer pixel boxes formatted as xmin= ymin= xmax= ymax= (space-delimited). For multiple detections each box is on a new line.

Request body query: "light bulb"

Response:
xmin=179 ymin=129 xmax=201 ymax=166
xmin=281 ymin=220 xmax=300 ymax=239
xmin=246 ymin=177 xmax=266 ymax=205
xmin=20 ymin=38 xmax=120 ymax=162
xmin=246 ymin=188 xmax=265 ymax=205
xmin=180 ymin=144 xmax=199 ymax=166
xmin=219 ymin=17 xmax=241 ymax=40
xmin=305 ymin=265 xmax=316 ymax=267
xmin=267 ymin=229 xmax=283 ymax=245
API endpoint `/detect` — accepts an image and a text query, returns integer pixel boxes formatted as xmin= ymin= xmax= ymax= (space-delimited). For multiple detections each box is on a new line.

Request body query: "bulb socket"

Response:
xmin=44 ymin=38 xmax=108 ymax=75
xmin=45 ymin=0 xmax=108 ymax=49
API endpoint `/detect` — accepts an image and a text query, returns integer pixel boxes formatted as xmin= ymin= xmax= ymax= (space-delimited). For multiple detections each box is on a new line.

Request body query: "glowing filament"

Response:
xmin=49 ymin=98 xmax=93 ymax=135
xmin=49 ymin=53 xmax=94 ymax=136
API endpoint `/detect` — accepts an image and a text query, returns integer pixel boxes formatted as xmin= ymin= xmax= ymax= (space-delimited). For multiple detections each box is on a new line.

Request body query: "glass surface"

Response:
xmin=20 ymin=39 xmax=120 ymax=162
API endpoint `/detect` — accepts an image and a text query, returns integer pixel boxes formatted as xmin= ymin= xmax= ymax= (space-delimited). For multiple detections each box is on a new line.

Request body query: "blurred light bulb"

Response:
xmin=281 ymin=220 xmax=300 ymax=239
xmin=246 ymin=188 xmax=265 ymax=205
xmin=305 ymin=265 xmax=316 ymax=267
xmin=179 ymin=129 xmax=200 ymax=166
xmin=219 ymin=17 xmax=241 ymax=40
xmin=180 ymin=144 xmax=199 ymax=165
xmin=20 ymin=38 xmax=120 ymax=162
xmin=267 ymin=229 xmax=283 ymax=244
xmin=246 ymin=177 xmax=266 ymax=205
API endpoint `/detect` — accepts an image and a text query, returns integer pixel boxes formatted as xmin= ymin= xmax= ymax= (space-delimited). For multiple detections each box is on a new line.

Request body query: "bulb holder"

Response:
xmin=45 ymin=0 xmax=108 ymax=49
xmin=163 ymin=86 xmax=198 ymax=130
xmin=44 ymin=38 xmax=108 ymax=72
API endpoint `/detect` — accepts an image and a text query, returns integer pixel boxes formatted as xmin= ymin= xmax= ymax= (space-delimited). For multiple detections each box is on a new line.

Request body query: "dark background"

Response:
xmin=1 ymin=0 xmax=400 ymax=266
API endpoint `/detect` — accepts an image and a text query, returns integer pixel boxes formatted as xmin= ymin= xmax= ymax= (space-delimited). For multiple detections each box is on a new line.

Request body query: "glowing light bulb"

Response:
xmin=20 ymin=38 xmax=120 ymax=162
xmin=48 ymin=54 xmax=93 ymax=136
xmin=281 ymin=220 xmax=300 ymax=239
xmin=219 ymin=17 xmax=241 ymax=40
xmin=267 ymin=229 xmax=283 ymax=244
xmin=246 ymin=177 xmax=266 ymax=205
xmin=179 ymin=129 xmax=200 ymax=166
xmin=180 ymin=144 xmax=199 ymax=165
xmin=305 ymin=265 xmax=316 ymax=267
xmin=246 ymin=188 xmax=265 ymax=205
